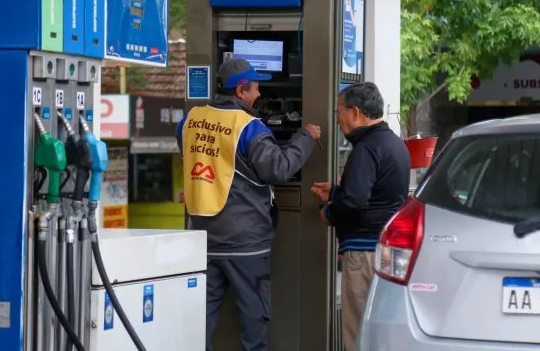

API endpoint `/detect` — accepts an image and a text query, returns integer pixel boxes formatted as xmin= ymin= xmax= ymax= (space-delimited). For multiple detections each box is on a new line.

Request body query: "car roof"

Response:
xmin=452 ymin=114 xmax=540 ymax=138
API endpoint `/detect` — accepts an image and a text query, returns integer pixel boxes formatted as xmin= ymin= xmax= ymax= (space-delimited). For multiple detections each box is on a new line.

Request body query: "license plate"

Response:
xmin=502 ymin=277 xmax=540 ymax=314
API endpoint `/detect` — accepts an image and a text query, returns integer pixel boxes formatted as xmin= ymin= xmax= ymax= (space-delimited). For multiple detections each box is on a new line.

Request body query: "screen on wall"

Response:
xmin=233 ymin=39 xmax=284 ymax=72
xmin=342 ymin=0 xmax=364 ymax=75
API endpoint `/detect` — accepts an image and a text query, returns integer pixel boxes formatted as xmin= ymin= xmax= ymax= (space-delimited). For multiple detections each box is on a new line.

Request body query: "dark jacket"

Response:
xmin=324 ymin=122 xmax=411 ymax=253
xmin=177 ymin=95 xmax=315 ymax=257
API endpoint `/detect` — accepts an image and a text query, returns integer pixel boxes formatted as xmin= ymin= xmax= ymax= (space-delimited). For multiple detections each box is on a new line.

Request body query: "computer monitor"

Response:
xmin=232 ymin=39 xmax=284 ymax=72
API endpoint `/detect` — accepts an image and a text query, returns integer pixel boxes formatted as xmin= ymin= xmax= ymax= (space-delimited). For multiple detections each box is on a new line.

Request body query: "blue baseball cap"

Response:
xmin=216 ymin=59 xmax=272 ymax=89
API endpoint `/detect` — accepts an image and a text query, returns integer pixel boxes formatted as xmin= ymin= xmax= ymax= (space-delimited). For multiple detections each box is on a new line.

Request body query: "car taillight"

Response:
xmin=375 ymin=197 xmax=425 ymax=285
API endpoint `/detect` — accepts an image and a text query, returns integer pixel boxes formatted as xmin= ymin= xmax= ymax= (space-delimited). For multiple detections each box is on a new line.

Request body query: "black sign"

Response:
xmin=129 ymin=95 xmax=185 ymax=138
xmin=128 ymin=154 xmax=173 ymax=202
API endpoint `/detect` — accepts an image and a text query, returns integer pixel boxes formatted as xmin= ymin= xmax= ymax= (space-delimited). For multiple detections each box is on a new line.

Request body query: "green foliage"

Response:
xmin=127 ymin=69 xmax=148 ymax=90
xmin=169 ymin=0 xmax=188 ymax=32
xmin=401 ymin=0 xmax=540 ymax=118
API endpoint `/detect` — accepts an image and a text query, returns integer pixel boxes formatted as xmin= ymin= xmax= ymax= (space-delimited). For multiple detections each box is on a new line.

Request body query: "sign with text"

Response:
xmin=469 ymin=60 xmax=540 ymax=102
xmin=341 ymin=0 xmax=364 ymax=77
xmin=101 ymin=147 xmax=129 ymax=228
xmin=130 ymin=95 xmax=185 ymax=138
xmin=100 ymin=95 xmax=130 ymax=139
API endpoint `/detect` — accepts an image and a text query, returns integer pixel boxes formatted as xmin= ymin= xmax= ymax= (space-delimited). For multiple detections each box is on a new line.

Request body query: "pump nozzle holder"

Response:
xmin=68 ymin=138 xmax=92 ymax=202
xmin=34 ymin=114 xmax=67 ymax=204
xmin=34 ymin=113 xmax=47 ymax=136
xmin=58 ymin=112 xmax=77 ymax=139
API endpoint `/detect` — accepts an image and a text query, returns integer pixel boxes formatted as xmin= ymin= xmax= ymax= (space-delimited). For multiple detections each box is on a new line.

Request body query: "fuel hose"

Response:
xmin=65 ymin=236 xmax=76 ymax=351
xmin=81 ymin=117 xmax=147 ymax=351
xmin=91 ymin=238 xmax=148 ymax=351
xmin=37 ymin=239 xmax=87 ymax=351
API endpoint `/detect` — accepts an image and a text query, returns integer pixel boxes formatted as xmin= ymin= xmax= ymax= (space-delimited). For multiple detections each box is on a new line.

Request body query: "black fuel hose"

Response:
xmin=65 ymin=240 xmax=76 ymax=351
xmin=91 ymin=240 xmax=148 ymax=351
xmin=37 ymin=240 xmax=87 ymax=351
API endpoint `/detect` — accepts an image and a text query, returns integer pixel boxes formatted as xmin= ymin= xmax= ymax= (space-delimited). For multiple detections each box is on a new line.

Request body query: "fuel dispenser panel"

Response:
xmin=27 ymin=51 xmax=100 ymax=351
xmin=30 ymin=52 xmax=63 ymax=351
xmin=32 ymin=54 xmax=57 ymax=202
xmin=42 ymin=0 xmax=64 ymax=52
xmin=106 ymin=0 xmax=168 ymax=66
xmin=0 ymin=0 xmax=63 ymax=50
xmin=84 ymin=0 xmax=106 ymax=58
xmin=64 ymin=0 xmax=85 ymax=55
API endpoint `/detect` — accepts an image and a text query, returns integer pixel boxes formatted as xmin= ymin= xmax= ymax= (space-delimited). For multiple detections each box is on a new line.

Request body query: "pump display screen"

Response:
xmin=233 ymin=39 xmax=284 ymax=72
xmin=130 ymin=7 xmax=144 ymax=16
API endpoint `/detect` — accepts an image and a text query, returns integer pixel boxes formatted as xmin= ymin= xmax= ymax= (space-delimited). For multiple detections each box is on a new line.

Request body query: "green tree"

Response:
xmin=169 ymin=0 xmax=188 ymax=34
xmin=401 ymin=0 xmax=540 ymax=132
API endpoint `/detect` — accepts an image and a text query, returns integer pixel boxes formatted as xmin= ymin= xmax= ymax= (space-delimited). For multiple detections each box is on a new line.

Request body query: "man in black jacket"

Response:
xmin=311 ymin=82 xmax=410 ymax=351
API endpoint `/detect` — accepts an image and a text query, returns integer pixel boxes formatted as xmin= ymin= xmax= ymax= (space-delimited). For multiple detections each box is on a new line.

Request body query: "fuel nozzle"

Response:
xmin=58 ymin=111 xmax=92 ymax=210
xmin=79 ymin=115 xmax=108 ymax=234
xmin=34 ymin=113 xmax=67 ymax=205
xmin=34 ymin=112 xmax=67 ymax=238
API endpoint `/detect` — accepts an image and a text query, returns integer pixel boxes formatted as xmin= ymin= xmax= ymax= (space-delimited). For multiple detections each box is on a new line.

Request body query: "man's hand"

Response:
xmin=311 ymin=181 xmax=331 ymax=202
xmin=319 ymin=208 xmax=330 ymax=225
xmin=305 ymin=124 xmax=322 ymax=140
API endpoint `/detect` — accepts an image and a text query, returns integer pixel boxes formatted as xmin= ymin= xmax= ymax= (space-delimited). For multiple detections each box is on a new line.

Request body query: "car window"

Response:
xmin=448 ymin=161 xmax=482 ymax=205
xmin=418 ymin=134 xmax=540 ymax=223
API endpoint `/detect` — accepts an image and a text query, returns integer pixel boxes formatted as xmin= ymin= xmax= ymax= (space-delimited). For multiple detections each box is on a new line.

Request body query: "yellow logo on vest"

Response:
xmin=182 ymin=106 xmax=254 ymax=216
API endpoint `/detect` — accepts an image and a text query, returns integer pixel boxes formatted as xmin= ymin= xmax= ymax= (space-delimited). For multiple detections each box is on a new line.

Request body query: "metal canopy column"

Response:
xmin=364 ymin=0 xmax=402 ymax=134
xmin=299 ymin=0 xmax=336 ymax=350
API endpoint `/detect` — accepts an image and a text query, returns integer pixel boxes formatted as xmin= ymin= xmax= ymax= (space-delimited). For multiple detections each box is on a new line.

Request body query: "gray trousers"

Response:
xmin=206 ymin=255 xmax=272 ymax=351
xmin=342 ymin=251 xmax=374 ymax=351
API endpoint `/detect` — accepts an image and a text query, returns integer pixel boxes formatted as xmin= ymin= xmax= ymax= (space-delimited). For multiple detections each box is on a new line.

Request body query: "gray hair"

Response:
xmin=339 ymin=82 xmax=384 ymax=119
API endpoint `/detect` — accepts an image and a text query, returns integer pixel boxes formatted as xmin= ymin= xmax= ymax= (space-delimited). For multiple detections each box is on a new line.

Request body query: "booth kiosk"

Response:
xmin=186 ymin=0 xmax=401 ymax=350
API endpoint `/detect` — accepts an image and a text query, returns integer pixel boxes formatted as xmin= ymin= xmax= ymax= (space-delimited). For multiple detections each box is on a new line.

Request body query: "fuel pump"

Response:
xmin=33 ymin=112 xmax=88 ymax=351
xmin=79 ymin=116 xmax=148 ymax=351
xmin=57 ymin=111 xmax=92 ymax=351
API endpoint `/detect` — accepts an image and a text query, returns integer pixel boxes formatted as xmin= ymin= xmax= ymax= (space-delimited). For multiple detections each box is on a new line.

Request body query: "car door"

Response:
xmin=411 ymin=133 xmax=540 ymax=343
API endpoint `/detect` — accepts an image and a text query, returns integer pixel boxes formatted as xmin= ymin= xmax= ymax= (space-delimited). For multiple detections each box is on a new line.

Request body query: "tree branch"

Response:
xmin=416 ymin=66 xmax=466 ymax=110
xmin=416 ymin=81 xmax=447 ymax=110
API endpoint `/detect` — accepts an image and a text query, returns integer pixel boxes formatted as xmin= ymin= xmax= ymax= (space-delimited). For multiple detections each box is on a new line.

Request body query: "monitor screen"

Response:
xmin=233 ymin=39 xmax=284 ymax=72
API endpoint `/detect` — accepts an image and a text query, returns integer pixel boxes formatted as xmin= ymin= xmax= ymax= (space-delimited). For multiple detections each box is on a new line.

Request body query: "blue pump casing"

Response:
xmin=64 ymin=0 xmax=85 ymax=55
xmin=106 ymin=0 xmax=168 ymax=66
xmin=84 ymin=0 xmax=106 ymax=58
xmin=0 ymin=3 xmax=41 ymax=48
xmin=82 ymin=133 xmax=108 ymax=202
xmin=0 ymin=50 xmax=32 ymax=351
xmin=209 ymin=0 xmax=301 ymax=7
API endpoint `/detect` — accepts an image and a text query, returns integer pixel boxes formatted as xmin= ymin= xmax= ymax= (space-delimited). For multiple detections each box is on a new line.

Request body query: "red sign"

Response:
xmin=101 ymin=98 xmax=114 ymax=118
xmin=100 ymin=95 xmax=129 ymax=139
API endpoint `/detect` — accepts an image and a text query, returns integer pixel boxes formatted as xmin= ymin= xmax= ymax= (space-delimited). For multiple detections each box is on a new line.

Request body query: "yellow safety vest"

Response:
xmin=182 ymin=106 xmax=255 ymax=216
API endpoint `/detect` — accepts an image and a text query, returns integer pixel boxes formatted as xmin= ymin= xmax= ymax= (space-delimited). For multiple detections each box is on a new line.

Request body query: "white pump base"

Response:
xmin=88 ymin=229 xmax=207 ymax=351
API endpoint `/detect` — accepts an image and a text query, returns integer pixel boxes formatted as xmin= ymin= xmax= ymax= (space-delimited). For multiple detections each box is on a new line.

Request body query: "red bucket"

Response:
xmin=405 ymin=137 xmax=438 ymax=169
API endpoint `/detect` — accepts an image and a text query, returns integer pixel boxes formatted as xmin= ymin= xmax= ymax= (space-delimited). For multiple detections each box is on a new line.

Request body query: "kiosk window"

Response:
xmin=129 ymin=154 xmax=173 ymax=202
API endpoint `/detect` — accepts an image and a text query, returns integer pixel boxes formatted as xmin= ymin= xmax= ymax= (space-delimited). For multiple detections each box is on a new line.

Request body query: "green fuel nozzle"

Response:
xmin=34 ymin=113 xmax=67 ymax=205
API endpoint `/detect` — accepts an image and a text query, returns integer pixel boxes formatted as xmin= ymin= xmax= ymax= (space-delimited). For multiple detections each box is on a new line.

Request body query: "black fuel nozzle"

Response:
xmin=57 ymin=111 xmax=93 ymax=203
